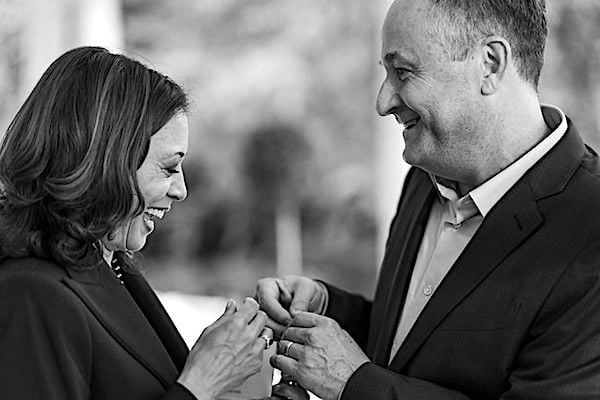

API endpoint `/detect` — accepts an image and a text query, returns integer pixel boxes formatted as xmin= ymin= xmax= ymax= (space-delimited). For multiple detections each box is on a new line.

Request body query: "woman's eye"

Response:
xmin=164 ymin=166 xmax=180 ymax=175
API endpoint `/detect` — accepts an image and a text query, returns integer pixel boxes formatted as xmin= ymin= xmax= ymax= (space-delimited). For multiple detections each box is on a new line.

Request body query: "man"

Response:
xmin=257 ymin=0 xmax=600 ymax=399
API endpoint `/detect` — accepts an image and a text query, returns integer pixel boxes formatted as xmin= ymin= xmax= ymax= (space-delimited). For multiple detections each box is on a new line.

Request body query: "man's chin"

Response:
xmin=402 ymin=147 xmax=428 ymax=169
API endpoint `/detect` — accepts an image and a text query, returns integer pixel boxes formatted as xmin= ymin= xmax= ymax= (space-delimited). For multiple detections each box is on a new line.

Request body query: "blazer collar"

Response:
xmin=526 ymin=117 xmax=586 ymax=200
xmin=389 ymin=120 xmax=587 ymax=370
xmin=63 ymin=261 xmax=180 ymax=388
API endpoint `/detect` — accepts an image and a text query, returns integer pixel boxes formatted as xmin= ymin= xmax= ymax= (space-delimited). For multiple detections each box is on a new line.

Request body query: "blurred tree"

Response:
xmin=122 ymin=0 xmax=380 ymax=296
xmin=553 ymin=2 xmax=600 ymax=149
xmin=0 ymin=1 xmax=24 ymax=136
xmin=241 ymin=124 xmax=310 ymax=276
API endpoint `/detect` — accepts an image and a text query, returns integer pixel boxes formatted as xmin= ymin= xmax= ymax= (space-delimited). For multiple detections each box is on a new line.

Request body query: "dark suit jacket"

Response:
xmin=325 ymin=121 xmax=600 ymax=399
xmin=0 ymin=256 xmax=196 ymax=400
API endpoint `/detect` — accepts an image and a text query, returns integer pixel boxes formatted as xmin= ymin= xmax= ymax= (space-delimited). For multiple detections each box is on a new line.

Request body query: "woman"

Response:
xmin=0 ymin=47 xmax=269 ymax=400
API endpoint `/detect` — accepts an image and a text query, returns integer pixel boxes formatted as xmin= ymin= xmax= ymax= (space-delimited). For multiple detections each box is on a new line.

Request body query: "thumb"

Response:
xmin=289 ymin=283 xmax=315 ymax=315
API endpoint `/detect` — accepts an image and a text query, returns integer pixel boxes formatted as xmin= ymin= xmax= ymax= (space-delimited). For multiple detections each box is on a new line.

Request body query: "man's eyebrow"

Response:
xmin=383 ymin=51 xmax=416 ymax=68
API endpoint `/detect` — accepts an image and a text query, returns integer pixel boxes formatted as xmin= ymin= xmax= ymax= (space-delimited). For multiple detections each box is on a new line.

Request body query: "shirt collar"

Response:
xmin=431 ymin=104 xmax=568 ymax=219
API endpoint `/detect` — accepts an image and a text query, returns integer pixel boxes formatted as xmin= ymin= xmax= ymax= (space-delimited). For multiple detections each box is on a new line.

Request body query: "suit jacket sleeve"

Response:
xmin=324 ymin=287 xmax=470 ymax=400
xmin=322 ymin=282 xmax=372 ymax=351
xmin=338 ymin=239 xmax=600 ymax=400
xmin=0 ymin=272 xmax=195 ymax=400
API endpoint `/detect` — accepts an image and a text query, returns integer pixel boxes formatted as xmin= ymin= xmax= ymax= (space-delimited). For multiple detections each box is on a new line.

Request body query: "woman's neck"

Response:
xmin=101 ymin=245 xmax=114 ymax=266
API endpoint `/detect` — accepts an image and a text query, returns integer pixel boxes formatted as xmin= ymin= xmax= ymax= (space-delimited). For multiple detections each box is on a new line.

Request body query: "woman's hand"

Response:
xmin=177 ymin=297 xmax=268 ymax=400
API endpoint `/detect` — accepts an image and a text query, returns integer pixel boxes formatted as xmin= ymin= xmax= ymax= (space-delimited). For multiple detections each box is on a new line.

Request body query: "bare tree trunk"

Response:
xmin=275 ymin=197 xmax=303 ymax=277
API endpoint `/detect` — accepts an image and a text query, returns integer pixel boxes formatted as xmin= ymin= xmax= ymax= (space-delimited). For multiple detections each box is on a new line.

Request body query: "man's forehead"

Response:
xmin=381 ymin=0 xmax=428 ymax=64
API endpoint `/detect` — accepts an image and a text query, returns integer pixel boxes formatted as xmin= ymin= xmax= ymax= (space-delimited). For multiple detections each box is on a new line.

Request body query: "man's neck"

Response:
xmin=452 ymin=101 xmax=550 ymax=196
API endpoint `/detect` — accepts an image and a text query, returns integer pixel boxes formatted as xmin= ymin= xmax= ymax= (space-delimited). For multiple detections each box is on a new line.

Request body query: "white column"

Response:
xmin=20 ymin=0 xmax=123 ymax=101
xmin=77 ymin=0 xmax=124 ymax=52
xmin=373 ymin=0 xmax=410 ymax=264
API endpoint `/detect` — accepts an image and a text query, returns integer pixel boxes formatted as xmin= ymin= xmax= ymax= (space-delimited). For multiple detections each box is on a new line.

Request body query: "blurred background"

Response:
xmin=1 ymin=0 xmax=599 ymax=396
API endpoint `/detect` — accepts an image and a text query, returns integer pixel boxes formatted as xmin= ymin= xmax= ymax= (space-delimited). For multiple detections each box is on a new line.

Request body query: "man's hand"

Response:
xmin=256 ymin=276 xmax=327 ymax=338
xmin=270 ymin=312 xmax=370 ymax=400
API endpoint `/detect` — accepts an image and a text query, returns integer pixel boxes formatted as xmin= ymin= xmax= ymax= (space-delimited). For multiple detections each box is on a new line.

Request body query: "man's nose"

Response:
xmin=376 ymin=80 xmax=401 ymax=116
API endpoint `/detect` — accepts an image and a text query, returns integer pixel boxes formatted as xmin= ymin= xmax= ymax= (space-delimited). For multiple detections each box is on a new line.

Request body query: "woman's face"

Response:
xmin=105 ymin=113 xmax=189 ymax=252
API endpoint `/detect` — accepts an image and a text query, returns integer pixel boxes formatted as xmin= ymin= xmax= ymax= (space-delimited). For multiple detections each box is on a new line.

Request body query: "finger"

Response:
xmin=270 ymin=354 xmax=299 ymax=378
xmin=252 ymin=337 xmax=267 ymax=355
xmin=281 ymin=327 xmax=310 ymax=345
xmin=236 ymin=297 xmax=260 ymax=324
xmin=256 ymin=278 xmax=293 ymax=326
xmin=266 ymin=318 xmax=287 ymax=340
xmin=212 ymin=298 xmax=237 ymax=325
xmin=277 ymin=340 xmax=302 ymax=360
xmin=276 ymin=278 xmax=293 ymax=307
xmin=259 ymin=327 xmax=274 ymax=349
xmin=289 ymin=281 xmax=317 ymax=315
xmin=248 ymin=310 xmax=268 ymax=337
xmin=289 ymin=311 xmax=322 ymax=328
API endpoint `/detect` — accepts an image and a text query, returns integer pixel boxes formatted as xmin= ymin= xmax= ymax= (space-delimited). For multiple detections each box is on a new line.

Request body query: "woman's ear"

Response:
xmin=480 ymin=36 xmax=510 ymax=95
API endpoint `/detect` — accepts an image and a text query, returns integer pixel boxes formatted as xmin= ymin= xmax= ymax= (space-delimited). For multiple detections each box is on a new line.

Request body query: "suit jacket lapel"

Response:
xmin=370 ymin=170 xmax=435 ymax=366
xmin=389 ymin=180 xmax=543 ymax=369
xmin=123 ymin=272 xmax=189 ymax=371
xmin=389 ymin=121 xmax=586 ymax=370
xmin=63 ymin=263 xmax=179 ymax=388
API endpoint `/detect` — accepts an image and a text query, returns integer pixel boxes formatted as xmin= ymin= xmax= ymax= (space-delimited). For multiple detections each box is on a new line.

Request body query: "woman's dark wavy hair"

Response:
xmin=0 ymin=46 xmax=188 ymax=269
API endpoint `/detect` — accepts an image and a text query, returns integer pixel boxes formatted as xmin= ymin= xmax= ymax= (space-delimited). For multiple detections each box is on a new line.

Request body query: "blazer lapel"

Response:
xmin=63 ymin=262 xmax=179 ymax=388
xmin=390 ymin=180 xmax=542 ymax=370
xmin=123 ymin=272 xmax=189 ymax=370
xmin=389 ymin=121 xmax=586 ymax=370
xmin=370 ymin=170 xmax=435 ymax=366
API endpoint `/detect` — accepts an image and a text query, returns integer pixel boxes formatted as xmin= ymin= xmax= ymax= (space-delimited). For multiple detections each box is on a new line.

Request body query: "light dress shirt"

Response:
xmin=388 ymin=105 xmax=568 ymax=361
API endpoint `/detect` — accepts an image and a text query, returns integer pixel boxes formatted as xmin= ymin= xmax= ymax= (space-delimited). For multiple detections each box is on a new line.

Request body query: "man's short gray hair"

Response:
xmin=425 ymin=0 xmax=547 ymax=89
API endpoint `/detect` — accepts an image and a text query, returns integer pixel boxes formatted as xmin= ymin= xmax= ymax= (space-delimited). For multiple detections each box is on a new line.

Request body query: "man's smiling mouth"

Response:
xmin=403 ymin=116 xmax=420 ymax=130
xmin=395 ymin=113 xmax=421 ymax=130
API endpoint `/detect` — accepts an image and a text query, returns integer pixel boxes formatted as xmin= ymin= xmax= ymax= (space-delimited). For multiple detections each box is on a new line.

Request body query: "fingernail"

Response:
xmin=227 ymin=298 xmax=237 ymax=309
xmin=245 ymin=297 xmax=259 ymax=306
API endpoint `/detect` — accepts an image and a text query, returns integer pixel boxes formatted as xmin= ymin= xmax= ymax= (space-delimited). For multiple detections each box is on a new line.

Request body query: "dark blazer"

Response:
xmin=0 ymin=256 xmax=196 ymax=400
xmin=326 ymin=121 xmax=600 ymax=399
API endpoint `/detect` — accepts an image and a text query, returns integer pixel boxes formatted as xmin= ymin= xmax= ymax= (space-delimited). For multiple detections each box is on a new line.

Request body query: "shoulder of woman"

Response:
xmin=0 ymin=257 xmax=93 ymax=370
xmin=0 ymin=256 xmax=69 ymax=283
xmin=0 ymin=257 xmax=86 ymax=316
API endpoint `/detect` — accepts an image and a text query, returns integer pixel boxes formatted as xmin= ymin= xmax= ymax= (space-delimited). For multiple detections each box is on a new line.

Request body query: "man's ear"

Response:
xmin=480 ymin=36 xmax=510 ymax=95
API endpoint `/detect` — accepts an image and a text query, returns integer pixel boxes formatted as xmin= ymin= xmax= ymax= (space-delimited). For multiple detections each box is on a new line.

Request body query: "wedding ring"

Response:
xmin=283 ymin=340 xmax=294 ymax=357
xmin=259 ymin=327 xmax=273 ymax=349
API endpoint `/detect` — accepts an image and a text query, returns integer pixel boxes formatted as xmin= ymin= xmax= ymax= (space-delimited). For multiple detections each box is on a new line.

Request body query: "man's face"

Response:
xmin=376 ymin=0 xmax=483 ymax=181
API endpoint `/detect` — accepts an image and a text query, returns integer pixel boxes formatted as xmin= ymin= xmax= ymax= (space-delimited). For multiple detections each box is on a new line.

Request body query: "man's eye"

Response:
xmin=396 ymin=68 xmax=410 ymax=80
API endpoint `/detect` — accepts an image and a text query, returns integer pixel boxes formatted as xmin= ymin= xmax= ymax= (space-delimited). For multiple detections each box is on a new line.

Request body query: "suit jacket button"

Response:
xmin=423 ymin=285 xmax=433 ymax=296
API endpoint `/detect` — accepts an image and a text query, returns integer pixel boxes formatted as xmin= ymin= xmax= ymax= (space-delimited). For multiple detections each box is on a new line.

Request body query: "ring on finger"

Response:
xmin=259 ymin=328 xmax=274 ymax=349
xmin=283 ymin=340 xmax=294 ymax=357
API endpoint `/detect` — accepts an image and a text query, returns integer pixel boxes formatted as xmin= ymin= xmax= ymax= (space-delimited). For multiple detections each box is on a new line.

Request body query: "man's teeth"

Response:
xmin=404 ymin=118 xmax=419 ymax=129
xmin=145 ymin=208 xmax=165 ymax=220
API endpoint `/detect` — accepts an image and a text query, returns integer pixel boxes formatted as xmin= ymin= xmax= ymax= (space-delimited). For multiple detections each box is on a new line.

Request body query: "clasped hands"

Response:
xmin=256 ymin=276 xmax=370 ymax=400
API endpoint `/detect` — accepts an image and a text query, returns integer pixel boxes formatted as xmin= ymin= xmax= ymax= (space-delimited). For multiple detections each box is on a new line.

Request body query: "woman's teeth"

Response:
xmin=145 ymin=208 xmax=165 ymax=220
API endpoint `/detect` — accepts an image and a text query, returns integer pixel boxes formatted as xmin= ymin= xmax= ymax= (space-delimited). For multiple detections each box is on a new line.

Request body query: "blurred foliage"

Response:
xmin=0 ymin=0 xmax=24 ymax=133
xmin=122 ymin=0 xmax=379 ymax=297
xmin=1 ymin=0 xmax=600 ymax=299
xmin=541 ymin=1 xmax=600 ymax=150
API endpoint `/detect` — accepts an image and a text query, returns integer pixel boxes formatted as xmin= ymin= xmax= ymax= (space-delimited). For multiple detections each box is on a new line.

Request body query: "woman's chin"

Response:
xmin=126 ymin=231 xmax=150 ymax=252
